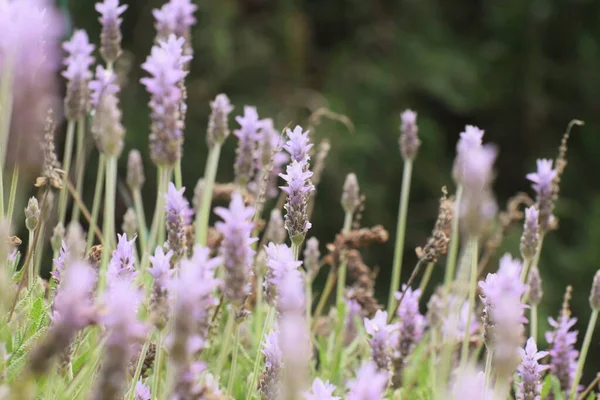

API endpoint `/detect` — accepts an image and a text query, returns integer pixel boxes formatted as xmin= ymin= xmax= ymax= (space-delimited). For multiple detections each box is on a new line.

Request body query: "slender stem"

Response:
xmin=444 ymin=185 xmax=463 ymax=290
xmin=58 ymin=120 xmax=76 ymax=225
xmin=494 ymin=377 xmax=509 ymax=400
xmin=389 ymin=259 xmax=424 ymax=323
xmin=484 ymin=348 xmax=493 ymax=390
xmin=430 ymin=329 xmax=438 ymax=399
xmin=578 ymin=373 xmax=600 ymax=400
xmin=570 ymin=309 xmax=598 ymax=400
xmin=125 ymin=337 xmax=151 ymax=400
xmin=246 ymin=307 xmax=275 ymax=400
xmin=133 ymin=189 xmax=148 ymax=255
xmin=387 ymin=159 xmax=413 ymax=314
xmin=215 ymin=311 xmax=235 ymax=377
xmin=98 ymin=156 xmax=117 ymax=292
xmin=6 ymin=165 xmax=18 ymax=227
xmin=33 ymin=220 xmax=45 ymax=278
xmin=196 ymin=143 xmax=222 ymax=246
xmin=0 ymin=169 xmax=4 ymax=220
xmin=459 ymin=236 xmax=478 ymax=368
xmin=174 ymin=160 xmax=182 ymax=189
xmin=142 ymin=167 xmax=169 ymax=271
xmin=71 ymin=117 xmax=86 ymax=223
xmin=0 ymin=63 xmax=14 ymax=171
xmin=419 ymin=262 xmax=435 ymax=293
xmin=531 ymin=305 xmax=538 ymax=343
xmin=312 ymin=269 xmax=336 ymax=325
xmin=227 ymin=323 xmax=241 ymax=394
xmin=519 ymin=257 xmax=532 ymax=284
xmin=27 ymin=230 xmax=34 ymax=290
xmin=86 ymin=154 xmax=106 ymax=251
xmin=152 ymin=332 xmax=164 ymax=400
xmin=522 ymin=234 xmax=545 ymax=304
xmin=337 ymin=211 xmax=353 ymax=310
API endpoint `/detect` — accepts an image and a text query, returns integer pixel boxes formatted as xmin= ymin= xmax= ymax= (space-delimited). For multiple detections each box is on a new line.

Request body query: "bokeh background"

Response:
xmin=63 ymin=0 xmax=600 ymax=378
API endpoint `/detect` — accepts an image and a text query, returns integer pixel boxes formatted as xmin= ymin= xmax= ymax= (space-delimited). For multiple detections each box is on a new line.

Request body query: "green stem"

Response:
xmin=215 ymin=311 xmax=235 ymax=377
xmin=33 ymin=220 xmax=45 ymax=278
xmin=337 ymin=211 xmax=353 ymax=310
xmin=494 ymin=377 xmax=509 ymax=400
xmin=126 ymin=338 xmax=151 ymax=400
xmin=459 ymin=236 xmax=478 ymax=368
xmin=484 ymin=348 xmax=493 ymax=391
xmin=141 ymin=167 xmax=170 ymax=272
xmin=0 ymin=169 xmax=4 ymax=220
xmin=152 ymin=332 xmax=164 ymax=400
xmin=246 ymin=307 xmax=275 ymax=400
xmin=444 ymin=185 xmax=463 ymax=290
xmin=6 ymin=165 xmax=18 ymax=227
xmin=387 ymin=158 xmax=413 ymax=314
xmin=133 ymin=189 xmax=148 ymax=255
xmin=312 ymin=269 xmax=336 ymax=323
xmin=531 ymin=305 xmax=538 ymax=343
xmin=570 ymin=309 xmax=598 ymax=400
xmin=227 ymin=323 xmax=241 ymax=394
xmin=419 ymin=262 xmax=435 ymax=293
xmin=522 ymin=234 xmax=545 ymax=304
xmin=27 ymin=230 xmax=34 ymax=290
xmin=86 ymin=154 xmax=106 ymax=251
xmin=71 ymin=117 xmax=86 ymax=223
xmin=98 ymin=156 xmax=117 ymax=293
xmin=58 ymin=120 xmax=76 ymax=225
xmin=196 ymin=143 xmax=222 ymax=246
xmin=0 ymin=63 xmax=14 ymax=171
xmin=174 ymin=160 xmax=182 ymax=189
xmin=430 ymin=329 xmax=438 ymax=399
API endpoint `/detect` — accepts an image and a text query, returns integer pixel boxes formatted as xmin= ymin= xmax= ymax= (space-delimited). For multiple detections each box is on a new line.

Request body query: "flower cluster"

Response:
xmin=95 ymin=0 xmax=127 ymax=63
xmin=164 ymin=182 xmax=193 ymax=265
xmin=527 ymin=159 xmax=558 ymax=232
xmin=62 ymin=30 xmax=95 ymax=120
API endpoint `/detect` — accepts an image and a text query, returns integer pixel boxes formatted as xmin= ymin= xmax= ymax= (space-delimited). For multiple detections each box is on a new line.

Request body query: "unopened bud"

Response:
xmin=25 ymin=197 xmax=40 ymax=231
xmin=122 ymin=208 xmax=137 ymax=240
xmin=51 ymin=223 xmax=65 ymax=253
xmin=126 ymin=149 xmax=145 ymax=190
xmin=590 ymin=270 xmax=600 ymax=311
xmin=341 ymin=173 xmax=360 ymax=214
xmin=399 ymin=109 xmax=421 ymax=161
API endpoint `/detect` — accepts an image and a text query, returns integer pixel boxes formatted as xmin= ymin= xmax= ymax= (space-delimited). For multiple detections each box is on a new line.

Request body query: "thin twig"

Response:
xmin=65 ymin=178 xmax=104 ymax=245
xmin=388 ymin=259 xmax=424 ymax=323
xmin=578 ymin=373 xmax=600 ymax=400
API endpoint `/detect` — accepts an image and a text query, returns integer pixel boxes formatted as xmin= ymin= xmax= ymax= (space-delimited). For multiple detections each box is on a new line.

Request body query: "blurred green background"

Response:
xmin=65 ymin=0 xmax=600 ymax=378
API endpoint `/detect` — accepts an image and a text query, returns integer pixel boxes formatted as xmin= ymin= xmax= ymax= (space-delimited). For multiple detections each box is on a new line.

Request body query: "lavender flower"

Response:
xmin=215 ymin=193 xmax=256 ymax=305
xmin=249 ymin=117 xmax=286 ymax=197
xmin=392 ymin=286 xmax=426 ymax=386
xmin=265 ymin=209 xmax=287 ymax=245
xmin=169 ymin=246 xmax=221 ymax=363
xmin=207 ymin=93 xmax=234 ymax=147
xmin=141 ymin=36 xmax=189 ymax=167
xmin=164 ymin=182 xmax=193 ymax=266
xmin=264 ymin=243 xmax=303 ymax=308
xmin=107 ymin=234 xmax=137 ymax=287
xmin=234 ymin=106 xmax=262 ymax=185
xmin=590 ymin=270 xmax=600 ymax=311
xmin=259 ymin=329 xmax=282 ymax=400
xmin=344 ymin=298 xmax=363 ymax=345
xmin=517 ymin=338 xmax=549 ymax=400
xmin=341 ymin=173 xmax=360 ymax=214
xmin=153 ymin=0 xmax=197 ymax=45
xmin=29 ymin=262 xmax=96 ymax=375
xmin=452 ymin=125 xmax=485 ymax=183
xmin=528 ymin=266 xmax=543 ymax=306
xmin=127 ymin=149 xmax=145 ymax=190
xmin=135 ymin=381 xmax=151 ymax=400
xmin=51 ymin=241 xmax=68 ymax=284
xmin=526 ymin=159 xmax=557 ymax=232
xmin=95 ymin=0 xmax=127 ymax=63
xmin=89 ymin=66 xmax=124 ymax=156
xmin=399 ymin=109 xmax=420 ymax=161
xmin=280 ymin=160 xmax=315 ymax=243
xmin=364 ymin=310 xmax=397 ymax=372
xmin=303 ymin=237 xmax=321 ymax=278
xmin=521 ymin=206 xmax=540 ymax=262
xmin=451 ymin=369 xmax=493 ymax=400
xmin=93 ymin=280 xmax=146 ymax=400
xmin=442 ymin=300 xmax=480 ymax=342
xmin=62 ymin=30 xmax=94 ymax=120
xmin=479 ymin=254 xmax=527 ymax=376
xmin=0 ymin=0 xmax=63 ymax=168
xmin=303 ymin=378 xmax=340 ymax=400
xmin=148 ymin=247 xmax=173 ymax=329
xmin=546 ymin=312 xmax=579 ymax=392
xmin=284 ymin=125 xmax=313 ymax=164
xmin=346 ymin=361 xmax=389 ymax=400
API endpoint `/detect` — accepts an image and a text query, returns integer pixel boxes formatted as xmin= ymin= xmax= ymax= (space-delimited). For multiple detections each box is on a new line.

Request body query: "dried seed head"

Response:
xmin=126 ymin=149 xmax=145 ymax=190
xmin=399 ymin=109 xmax=421 ymax=161
xmin=122 ymin=208 xmax=137 ymax=240
xmin=36 ymin=112 xmax=65 ymax=189
xmin=528 ymin=266 xmax=543 ymax=306
xmin=416 ymin=187 xmax=452 ymax=263
xmin=341 ymin=173 xmax=360 ymax=214
xmin=590 ymin=270 xmax=600 ymax=311
xmin=25 ymin=197 xmax=40 ymax=232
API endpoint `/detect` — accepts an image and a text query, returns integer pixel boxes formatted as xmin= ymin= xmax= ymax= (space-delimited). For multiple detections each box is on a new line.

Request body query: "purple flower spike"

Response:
xmin=364 ymin=310 xmax=397 ymax=372
xmin=392 ymin=285 xmax=426 ymax=386
xmin=141 ymin=36 xmax=189 ymax=167
xmin=89 ymin=65 xmax=119 ymax=107
xmin=521 ymin=206 xmax=540 ymax=261
xmin=517 ymin=338 xmax=549 ymax=400
xmin=259 ymin=328 xmax=283 ymax=399
xmin=107 ymin=233 xmax=137 ymax=287
xmin=215 ymin=193 xmax=256 ymax=306
xmin=135 ymin=381 xmax=151 ymax=400
xmin=153 ymin=0 xmax=197 ymax=42
xmin=280 ymin=160 xmax=315 ymax=243
xmin=546 ymin=313 xmax=579 ymax=392
xmin=62 ymin=30 xmax=95 ymax=120
xmin=234 ymin=106 xmax=262 ymax=185
xmin=51 ymin=240 xmax=69 ymax=284
xmin=284 ymin=125 xmax=313 ymax=164
xmin=303 ymin=378 xmax=340 ymax=400
xmin=148 ymin=246 xmax=173 ymax=291
xmin=95 ymin=0 xmax=127 ymax=63
xmin=164 ymin=182 xmax=193 ymax=265
xmin=347 ymin=361 xmax=389 ymax=400
xmin=264 ymin=243 xmax=303 ymax=308
xmin=207 ymin=93 xmax=234 ymax=147
xmin=527 ymin=159 xmax=557 ymax=232
xmin=399 ymin=109 xmax=420 ymax=161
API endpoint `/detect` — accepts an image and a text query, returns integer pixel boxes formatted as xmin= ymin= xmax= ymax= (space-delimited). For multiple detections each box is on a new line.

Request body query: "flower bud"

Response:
xmin=25 ymin=197 xmax=40 ymax=232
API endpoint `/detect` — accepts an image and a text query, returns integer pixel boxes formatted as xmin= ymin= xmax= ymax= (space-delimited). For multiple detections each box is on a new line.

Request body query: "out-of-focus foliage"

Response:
xmin=66 ymin=0 xmax=600 ymax=376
